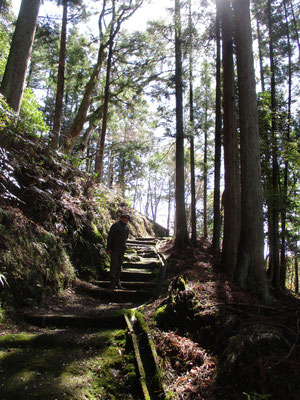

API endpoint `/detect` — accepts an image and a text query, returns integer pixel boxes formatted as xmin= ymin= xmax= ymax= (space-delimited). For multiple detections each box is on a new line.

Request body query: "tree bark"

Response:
xmin=256 ymin=18 xmax=265 ymax=93
xmin=188 ymin=0 xmax=197 ymax=245
xmin=50 ymin=0 xmax=68 ymax=150
xmin=267 ymin=0 xmax=280 ymax=289
xmin=0 ymin=0 xmax=41 ymax=113
xmin=63 ymin=43 xmax=106 ymax=154
xmin=203 ymin=82 xmax=209 ymax=239
xmin=95 ymin=5 xmax=115 ymax=183
xmin=295 ymin=251 xmax=299 ymax=294
xmin=232 ymin=0 xmax=269 ymax=301
xmin=220 ymin=0 xmax=240 ymax=277
xmin=213 ymin=0 xmax=222 ymax=255
xmin=174 ymin=0 xmax=189 ymax=249
xmin=279 ymin=0 xmax=293 ymax=289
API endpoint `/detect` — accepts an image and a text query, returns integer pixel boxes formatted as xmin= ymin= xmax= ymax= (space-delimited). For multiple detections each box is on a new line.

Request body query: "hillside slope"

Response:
xmin=0 ymin=131 xmax=155 ymax=309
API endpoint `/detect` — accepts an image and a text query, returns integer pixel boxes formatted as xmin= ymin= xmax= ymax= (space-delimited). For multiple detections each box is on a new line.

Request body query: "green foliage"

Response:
xmin=0 ymin=93 xmax=15 ymax=130
xmin=18 ymin=89 xmax=49 ymax=137
xmin=0 ymin=4 xmax=14 ymax=79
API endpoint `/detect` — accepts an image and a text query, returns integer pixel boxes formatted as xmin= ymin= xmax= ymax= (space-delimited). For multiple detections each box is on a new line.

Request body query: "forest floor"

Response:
xmin=1 ymin=237 xmax=300 ymax=400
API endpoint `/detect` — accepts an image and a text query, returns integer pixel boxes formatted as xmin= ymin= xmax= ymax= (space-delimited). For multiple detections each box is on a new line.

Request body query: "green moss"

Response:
xmin=0 ymin=329 xmax=138 ymax=400
xmin=153 ymin=304 xmax=167 ymax=323
xmin=91 ymin=222 xmax=103 ymax=240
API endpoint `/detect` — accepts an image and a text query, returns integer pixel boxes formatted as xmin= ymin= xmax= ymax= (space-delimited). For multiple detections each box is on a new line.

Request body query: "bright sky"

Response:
xmin=11 ymin=0 xmax=173 ymax=32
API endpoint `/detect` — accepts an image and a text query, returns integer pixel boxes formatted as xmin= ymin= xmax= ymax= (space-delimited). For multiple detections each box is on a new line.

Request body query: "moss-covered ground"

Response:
xmin=0 ymin=329 xmax=139 ymax=400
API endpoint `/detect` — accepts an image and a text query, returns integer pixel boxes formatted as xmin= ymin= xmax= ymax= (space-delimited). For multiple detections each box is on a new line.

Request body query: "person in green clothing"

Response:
xmin=106 ymin=212 xmax=130 ymax=289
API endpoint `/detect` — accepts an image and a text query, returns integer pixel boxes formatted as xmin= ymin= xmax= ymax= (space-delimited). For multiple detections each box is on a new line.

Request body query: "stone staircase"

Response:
xmin=23 ymin=237 xmax=165 ymax=329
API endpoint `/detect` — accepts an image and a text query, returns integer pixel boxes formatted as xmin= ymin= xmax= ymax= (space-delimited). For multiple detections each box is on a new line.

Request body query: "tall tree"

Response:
xmin=232 ymin=0 xmax=269 ymax=301
xmin=267 ymin=0 xmax=280 ymax=289
xmin=0 ymin=0 xmax=41 ymax=113
xmin=280 ymin=0 xmax=293 ymax=288
xmin=50 ymin=0 xmax=68 ymax=150
xmin=95 ymin=0 xmax=116 ymax=182
xmin=213 ymin=0 xmax=222 ymax=255
xmin=63 ymin=0 xmax=144 ymax=154
xmin=220 ymin=0 xmax=240 ymax=277
xmin=174 ymin=0 xmax=189 ymax=249
xmin=188 ymin=0 xmax=197 ymax=244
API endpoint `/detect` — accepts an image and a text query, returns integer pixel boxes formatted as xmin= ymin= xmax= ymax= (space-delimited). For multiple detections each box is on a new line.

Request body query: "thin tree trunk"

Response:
xmin=295 ymin=250 xmax=299 ymax=294
xmin=220 ymin=0 xmax=240 ymax=277
xmin=232 ymin=0 xmax=269 ymax=301
xmin=267 ymin=0 xmax=280 ymax=289
xmin=63 ymin=43 xmax=106 ymax=154
xmin=203 ymin=84 xmax=208 ymax=239
xmin=0 ymin=0 xmax=41 ymax=114
xmin=95 ymin=13 xmax=115 ymax=182
xmin=107 ymin=143 xmax=114 ymax=189
xmin=213 ymin=0 xmax=222 ymax=255
xmin=256 ymin=18 xmax=265 ymax=93
xmin=288 ymin=0 xmax=300 ymax=60
xmin=174 ymin=0 xmax=188 ymax=249
xmin=280 ymin=0 xmax=293 ymax=288
xmin=50 ymin=0 xmax=68 ymax=150
xmin=167 ymin=179 xmax=171 ymax=233
xmin=188 ymin=0 xmax=197 ymax=244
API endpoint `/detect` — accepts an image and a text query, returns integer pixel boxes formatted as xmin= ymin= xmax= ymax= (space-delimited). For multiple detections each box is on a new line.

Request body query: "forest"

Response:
xmin=0 ymin=0 xmax=299 ymax=399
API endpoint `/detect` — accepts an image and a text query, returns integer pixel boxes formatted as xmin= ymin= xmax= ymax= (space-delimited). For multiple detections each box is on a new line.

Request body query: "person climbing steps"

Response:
xmin=106 ymin=212 xmax=130 ymax=290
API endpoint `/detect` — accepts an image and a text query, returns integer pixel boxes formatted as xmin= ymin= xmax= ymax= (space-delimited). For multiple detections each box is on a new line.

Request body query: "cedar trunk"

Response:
xmin=213 ymin=0 xmax=222 ymax=255
xmin=95 ymin=31 xmax=114 ymax=182
xmin=174 ymin=0 xmax=188 ymax=249
xmin=50 ymin=0 xmax=68 ymax=150
xmin=189 ymin=0 xmax=197 ymax=244
xmin=267 ymin=0 xmax=280 ymax=289
xmin=0 ymin=0 xmax=41 ymax=113
xmin=232 ymin=0 xmax=269 ymax=301
xmin=220 ymin=0 xmax=240 ymax=277
xmin=63 ymin=44 xmax=106 ymax=154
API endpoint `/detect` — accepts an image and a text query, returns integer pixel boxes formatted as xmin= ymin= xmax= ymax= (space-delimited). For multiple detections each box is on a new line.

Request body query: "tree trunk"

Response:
xmin=95 ymin=16 xmax=115 ymax=183
xmin=232 ymin=0 xmax=269 ymax=301
xmin=50 ymin=0 xmax=68 ymax=150
xmin=256 ymin=18 xmax=265 ymax=93
xmin=203 ymin=84 xmax=208 ymax=239
xmin=174 ymin=0 xmax=189 ymax=249
xmin=267 ymin=0 xmax=280 ymax=289
xmin=295 ymin=251 xmax=299 ymax=294
xmin=288 ymin=0 xmax=300 ymax=60
xmin=220 ymin=0 xmax=240 ymax=277
xmin=63 ymin=43 xmax=106 ymax=154
xmin=279 ymin=0 xmax=293 ymax=289
xmin=213 ymin=0 xmax=222 ymax=255
xmin=0 ymin=0 xmax=41 ymax=114
xmin=188 ymin=0 xmax=197 ymax=245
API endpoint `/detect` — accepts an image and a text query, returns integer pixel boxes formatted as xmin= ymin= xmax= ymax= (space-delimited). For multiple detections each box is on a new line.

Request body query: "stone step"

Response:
xmin=126 ymin=249 xmax=157 ymax=257
xmin=23 ymin=312 xmax=127 ymax=329
xmin=122 ymin=259 xmax=161 ymax=270
xmin=127 ymin=243 xmax=156 ymax=249
xmin=91 ymin=280 xmax=156 ymax=289
xmin=127 ymin=238 xmax=156 ymax=243
xmin=103 ymin=269 xmax=155 ymax=282
xmin=75 ymin=282 xmax=153 ymax=302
